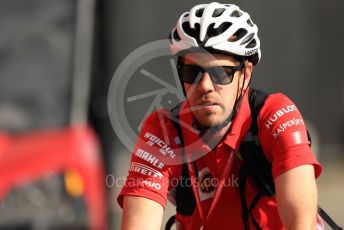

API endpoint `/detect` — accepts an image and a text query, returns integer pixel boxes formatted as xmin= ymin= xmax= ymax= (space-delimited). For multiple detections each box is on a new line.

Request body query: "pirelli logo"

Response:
xmin=129 ymin=162 xmax=163 ymax=179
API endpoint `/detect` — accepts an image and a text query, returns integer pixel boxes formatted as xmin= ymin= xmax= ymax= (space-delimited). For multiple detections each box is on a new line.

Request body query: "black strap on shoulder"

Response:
xmin=176 ymin=162 xmax=197 ymax=216
xmin=165 ymin=103 xmax=197 ymax=230
xmin=241 ymin=89 xmax=274 ymax=196
xmin=238 ymin=88 xmax=270 ymax=230
xmin=238 ymin=164 xmax=250 ymax=230
xmin=248 ymin=88 xmax=270 ymax=134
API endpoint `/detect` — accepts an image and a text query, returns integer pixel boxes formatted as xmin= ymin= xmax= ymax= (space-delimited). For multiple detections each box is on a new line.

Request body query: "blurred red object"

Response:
xmin=0 ymin=124 xmax=107 ymax=230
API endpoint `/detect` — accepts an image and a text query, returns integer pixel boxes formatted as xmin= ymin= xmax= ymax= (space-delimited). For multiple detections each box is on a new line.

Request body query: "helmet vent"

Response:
xmin=182 ymin=22 xmax=201 ymax=43
xmin=230 ymin=10 xmax=242 ymax=17
xmin=173 ymin=29 xmax=181 ymax=41
xmin=229 ymin=28 xmax=248 ymax=42
xmin=184 ymin=13 xmax=189 ymax=17
xmin=195 ymin=8 xmax=204 ymax=17
xmin=240 ymin=33 xmax=254 ymax=45
xmin=247 ymin=19 xmax=254 ymax=27
xmin=245 ymin=38 xmax=257 ymax=48
xmin=206 ymin=22 xmax=232 ymax=39
xmin=212 ymin=8 xmax=225 ymax=17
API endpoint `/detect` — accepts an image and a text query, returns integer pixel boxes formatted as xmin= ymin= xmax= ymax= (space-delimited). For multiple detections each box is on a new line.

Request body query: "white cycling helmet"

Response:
xmin=169 ymin=2 xmax=261 ymax=65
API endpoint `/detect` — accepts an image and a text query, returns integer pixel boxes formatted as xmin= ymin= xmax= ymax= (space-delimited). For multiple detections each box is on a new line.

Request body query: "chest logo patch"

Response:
xmin=200 ymin=172 xmax=215 ymax=193
xmin=198 ymin=167 xmax=215 ymax=201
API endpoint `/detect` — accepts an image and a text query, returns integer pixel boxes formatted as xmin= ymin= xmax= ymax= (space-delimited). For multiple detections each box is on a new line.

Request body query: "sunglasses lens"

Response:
xmin=178 ymin=65 xmax=203 ymax=84
xmin=208 ymin=66 xmax=235 ymax=85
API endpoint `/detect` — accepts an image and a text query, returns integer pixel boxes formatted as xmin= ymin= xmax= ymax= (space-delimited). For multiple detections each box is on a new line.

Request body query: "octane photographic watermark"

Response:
xmin=107 ymin=39 xmax=229 ymax=165
xmin=105 ymin=174 xmax=239 ymax=189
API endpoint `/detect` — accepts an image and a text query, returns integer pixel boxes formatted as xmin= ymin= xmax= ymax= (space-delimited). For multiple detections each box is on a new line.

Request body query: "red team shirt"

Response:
xmin=117 ymin=90 xmax=323 ymax=230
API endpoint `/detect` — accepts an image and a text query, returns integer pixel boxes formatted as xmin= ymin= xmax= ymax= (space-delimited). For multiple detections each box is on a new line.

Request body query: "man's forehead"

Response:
xmin=181 ymin=52 xmax=239 ymax=65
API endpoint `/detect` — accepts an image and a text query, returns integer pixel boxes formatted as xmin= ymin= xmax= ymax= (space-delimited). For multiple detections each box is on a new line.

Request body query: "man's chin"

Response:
xmin=196 ymin=115 xmax=226 ymax=129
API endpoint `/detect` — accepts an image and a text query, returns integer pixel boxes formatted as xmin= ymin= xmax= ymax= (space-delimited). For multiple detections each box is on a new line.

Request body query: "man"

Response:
xmin=118 ymin=2 xmax=322 ymax=229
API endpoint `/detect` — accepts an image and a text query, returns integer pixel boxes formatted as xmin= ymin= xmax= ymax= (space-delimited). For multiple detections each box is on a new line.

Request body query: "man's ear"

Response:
xmin=243 ymin=61 xmax=253 ymax=90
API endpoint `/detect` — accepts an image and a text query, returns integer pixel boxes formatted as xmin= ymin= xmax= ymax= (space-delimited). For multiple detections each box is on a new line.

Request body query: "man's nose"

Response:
xmin=197 ymin=72 xmax=215 ymax=93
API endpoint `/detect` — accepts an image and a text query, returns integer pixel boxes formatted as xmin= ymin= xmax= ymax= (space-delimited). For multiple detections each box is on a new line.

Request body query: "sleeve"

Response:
xmin=117 ymin=109 xmax=179 ymax=209
xmin=257 ymin=93 xmax=322 ymax=179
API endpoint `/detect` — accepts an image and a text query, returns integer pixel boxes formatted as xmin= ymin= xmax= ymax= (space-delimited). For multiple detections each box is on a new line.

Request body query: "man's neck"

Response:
xmin=201 ymin=122 xmax=232 ymax=150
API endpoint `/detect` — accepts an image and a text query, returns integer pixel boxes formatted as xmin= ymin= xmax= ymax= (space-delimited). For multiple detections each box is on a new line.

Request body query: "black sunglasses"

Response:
xmin=177 ymin=61 xmax=245 ymax=85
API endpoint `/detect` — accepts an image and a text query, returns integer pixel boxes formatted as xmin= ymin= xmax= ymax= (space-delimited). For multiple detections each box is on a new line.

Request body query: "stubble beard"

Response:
xmin=194 ymin=106 xmax=229 ymax=129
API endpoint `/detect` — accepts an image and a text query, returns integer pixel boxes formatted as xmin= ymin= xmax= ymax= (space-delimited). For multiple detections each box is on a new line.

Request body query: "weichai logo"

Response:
xmin=143 ymin=132 xmax=176 ymax=159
